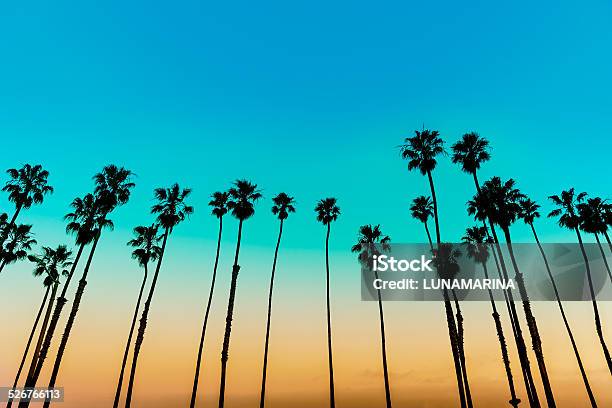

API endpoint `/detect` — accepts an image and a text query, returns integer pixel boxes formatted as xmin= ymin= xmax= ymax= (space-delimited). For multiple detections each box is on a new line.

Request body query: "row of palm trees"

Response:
xmin=1 ymin=128 xmax=611 ymax=407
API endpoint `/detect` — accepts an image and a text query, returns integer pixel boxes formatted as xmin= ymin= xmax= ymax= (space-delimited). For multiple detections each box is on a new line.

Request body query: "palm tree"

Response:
xmin=1 ymin=164 xmax=53 ymax=245
xmin=124 ymin=184 xmax=193 ymax=408
xmin=38 ymin=165 xmax=134 ymax=408
xmin=113 ymin=225 xmax=162 ymax=408
xmin=190 ymin=191 xmax=229 ymax=408
xmin=401 ymin=129 xmax=470 ymax=408
xmin=218 ymin=180 xmax=261 ymax=408
xmin=478 ymin=177 xmax=556 ymax=407
xmin=351 ymin=224 xmax=392 ymax=408
xmin=549 ymin=189 xmax=612 ymax=374
xmin=7 ymin=245 xmax=71 ymax=408
xmin=259 ymin=193 xmax=295 ymax=408
xmin=463 ymin=226 xmax=521 ymax=407
xmin=519 ymin=197 xmax=597 ymax=406
xmin=410 ymin=196 xmax=434 ymax=247
xmin=24 ymin=194 xmax=99 ymax=390
xmin=315 ymin=197 xmax=340 ymax=408
xmin=452 ymin=132 xmax=538 ymax=406
xmin=0 ymin=224 xmax=36 ymax=274
xmin=578 ymin=198 xmax=612 ymax=283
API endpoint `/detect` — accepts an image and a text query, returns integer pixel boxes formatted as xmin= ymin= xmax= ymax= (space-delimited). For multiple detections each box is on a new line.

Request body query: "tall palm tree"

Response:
xmin=410 ymin=196 xmax=434 ymax=246
xmin=190 ymin=191 xmax=229 ymax=408
xmin=519 ymin=198 xmax=597 ymax=406
xmin=37 ymin=165 xmax=134 ymax=408
xmin=218 ymin=180 xmax=261 ymax=408
xmin=578 ymin=198 xmax=612 ymax=282
xmin=351 ymin=224 xmax=392 ymax=408
xmin=24 ymin=194 xmax=99 ymax=390
xmin=1 ymin=164 xmax=53 ymax=245
xmin=0 ymin=224 xmax=36 ymax=274
xmin=315 ymin=197 xmax=340 ymax=408
xmin=477 ymin=176 xmax=556 ymax=407
xmin=259 ymin=193 xmax=295 ymax=408
xmin=7 ymin=245 xmax=71 ymax=408
xmin=452 ymin=132 xmax=537 ymax=405
xmin=549 ymin=189 xmax=612 ymax=374
xmin=113 ymin=225 xmax=162 ymax=408
xmin=401 ymin=129 xmax=470 ymax=408
xmin=463 ymin=227 xmax=521 ymax=407
xmin=125 ymin=184 xmax=193 ymax=408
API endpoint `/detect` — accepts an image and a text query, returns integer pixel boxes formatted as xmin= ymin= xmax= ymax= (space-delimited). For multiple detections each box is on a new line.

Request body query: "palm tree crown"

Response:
xmin=227 ymin=180 xmax=261 ymax=221
xmin=351 ymin=224 xmax=390 ymax=266
xmin=315 ymin=198 xmax=340 ymax=225
xmin=209 ymin=191 xmax=230 ymax=218
xmin=399 ymin=129 xmax=445 ymax=175
xmin=548 ymin=188 xmax=587 ymax=230
xmin=127 ymin=225 xmax=163 ymax=267
xmin=151 ymin=184 xmax=194 ymax=231
xmin=518 ymin=197 xmax=541 ymax=225
xmin=93 ymin=165 xmax=135 ymax=212
xmin=1 ymin=224 xmax=37 ymax=265
xmin=578 ymin=197 xmax=610 ymax=235
xmin=469 ymin=177 xmax=524 ymax=228
xmin=461 ymin=226 xmax=489 ymax=264
xmin=410 ymin=196 xmax=434 ymax=224
xmin=2 ymin=164 xmax=54 ymax=210
xmin=451 ymin=132 xmax=491 ymax=174
xmin=271 ymin=193 xmax=296 ymax=220
xmin=28 ymin=245 xmax=73 ymax=284
xmin=64 ymin=194 xmax=107 ymax=246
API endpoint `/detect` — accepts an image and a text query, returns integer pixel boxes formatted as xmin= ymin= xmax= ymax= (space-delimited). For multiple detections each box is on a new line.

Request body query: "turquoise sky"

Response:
xmin=1 ymin=0 xmax=611 ymax=261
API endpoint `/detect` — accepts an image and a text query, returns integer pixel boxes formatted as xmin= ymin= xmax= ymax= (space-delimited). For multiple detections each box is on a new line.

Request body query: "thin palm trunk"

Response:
xmin=124 ymin=229 xmax=169 ymax=408
xmin=6 ymin=287 xmax=50 ymax=408
xmin=426 ymin=170 xmax=467 ymax=408
xmin=373 ymin=266 xmax=392 ymax=408
xmin=324 ymin=223 xmax=336 ymax=408
xmin=481 ymin=262 xmax=520 ymax=408
xmin=530 ymin=224 xmax=596 ymax=406
xmin=451 ymin=290 xmax=472 ymax=408
xmin=113 ymin=264 xmax=149 ymax=408
xmin=25 ymin=243 xmax=86 ymax=390
xmin=575 ymin=228 xmax=612 ymax=374
xmin=218 ymin=220 xmax=244 ymax=408
xmin=38 ymin=234 xmax=101 ymax=408
xmin=604 ymin=231 xmax=611 ymax=254
xmin=594 ymin=234 xmax=612 ymax=283
xmin=259 ymin=219 xmax=284 ymax=408
xmin=190 ymin=217 xmax=223 ymax=408
xmin=502 ymin=227 xmax=555 ymax=407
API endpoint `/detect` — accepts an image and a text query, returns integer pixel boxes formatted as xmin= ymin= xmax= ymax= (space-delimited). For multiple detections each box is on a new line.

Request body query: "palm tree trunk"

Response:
xmin=373 ymin=266 xmax=392 ymax=408
xmin=6 ymin=286 xmax=50 ymax=408
xmin=260 ymin=219 xmax=284 ymax=408
xmin=451 ymin=290 xmax=472 ymax=408
xmin=530 ymin=224 xmax=597 ymax=406
xmin=218 ymin=220 xmax=244 ymax=408
xmin=190 ymin=217 xmax=223 ymax=408
xmin=324 ymin=223 xmax=336 ymax=408
xmin=594 ymin=234 xmax=612 ymax=283
xmin=25 ymin=243 xmax=86 ymax=389
xmin=575 ymin=228 xmax=612 ymax=375
xmin=502 ymin=227 xmax=555 ymax=408
xmin=481 ymin=262 xmax=520 ymax=408
xmin=124 ymin=229 xmax=169 ymax=408
xmin=603 ymin=231 xmax=612 ymax=254
xmin=426 ymin=171 xmax=441 ymax=244
xmin=38 ymin=234 xmax=101 ymax=408
xmin=113 ymin=264 xmax=149 ymax=408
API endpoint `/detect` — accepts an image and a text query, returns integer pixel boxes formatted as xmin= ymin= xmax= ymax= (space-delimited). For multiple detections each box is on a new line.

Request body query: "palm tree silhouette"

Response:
xmin=24 ymin=194 xmax=99 ymax=391
xmin=0 ymin=224 xmax=36 ymax=274
xmin=1 ymin=164 xmax=53 ymax=246
xmin=37 ymin=165 xmax=134 ymax=408
xmin=456 ymin=133 xmax=538 ymax=407
xmin=518 ymin=197 xmax=597 ymax=406
xmin=401 ymin=129 xmax=470 ymax=408
xmin=578 ymin=197 xmax=612 ymax=283
xmin=476 ymin=176 xmax=556 ymax=407
xmin=190 ymin=191 xmax=230 ymax=408
xmin=462 ymin=226 xmax=520 ymax=408
xmin=315 ymin=197 xmax=340 ymax=408
xmin=549 ymin=189 xmax=612 ymax=374
xmin=260 ymin=193 xmax=295 ymax=408
xmin=113 ymin=225 xmax=162 ymax=408
xmin=410 ymin=196 xmax=434 ymax=246
xmin=218 ymin=180 xmax=261 ymax=408
xmin=351 ymin=224 xmax=393 ymax=408
xmin=124 ymin=184 xmax=193 ymax=408
xmin=7 ymin=245 xmax=72 ymax=408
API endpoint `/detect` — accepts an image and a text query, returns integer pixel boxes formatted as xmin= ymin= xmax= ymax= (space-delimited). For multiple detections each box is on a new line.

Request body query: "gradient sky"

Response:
xmin=1 ymin=1 xmax=612 ymax=407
